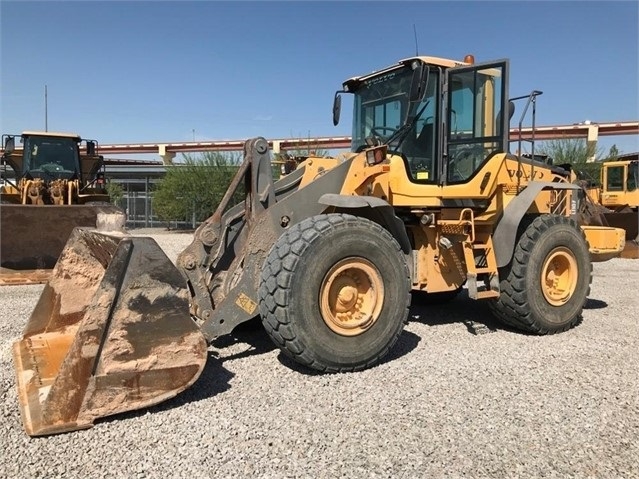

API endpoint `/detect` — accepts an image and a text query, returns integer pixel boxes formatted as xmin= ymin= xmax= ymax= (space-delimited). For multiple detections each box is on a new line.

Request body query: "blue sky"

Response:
xmin=1 ymin=0 xmax=638 ymax=159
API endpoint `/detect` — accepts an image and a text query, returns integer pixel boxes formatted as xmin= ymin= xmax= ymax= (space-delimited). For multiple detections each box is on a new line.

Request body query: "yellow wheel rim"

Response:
xmin=540 ymin=247 xmax=578 ymax=306
xmin=320 ymin=258 xmax=384 ymax=336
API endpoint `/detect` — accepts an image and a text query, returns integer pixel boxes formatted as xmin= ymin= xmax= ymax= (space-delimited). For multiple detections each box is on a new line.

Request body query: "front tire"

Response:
xmin=258 ymin=213 xmax=411 ymax=372
xmin=489 ymin=215 xmax=592 ymax=334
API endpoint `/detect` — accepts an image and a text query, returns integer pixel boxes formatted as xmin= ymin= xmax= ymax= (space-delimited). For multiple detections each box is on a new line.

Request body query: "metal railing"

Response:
xmin=118 ymin=192 xmax=196 ymax=230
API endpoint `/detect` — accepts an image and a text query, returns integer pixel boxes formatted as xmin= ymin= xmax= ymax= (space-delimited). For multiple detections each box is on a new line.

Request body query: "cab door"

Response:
xmin=442 ymin=60 xmax=509 ymax=184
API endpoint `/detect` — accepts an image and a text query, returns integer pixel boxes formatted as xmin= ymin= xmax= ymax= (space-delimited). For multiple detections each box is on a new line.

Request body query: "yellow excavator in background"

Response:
xmin=12 ymin=54 xmax=626 ymax=436
xmin=0 ymin=131 xmax=122 ymax=284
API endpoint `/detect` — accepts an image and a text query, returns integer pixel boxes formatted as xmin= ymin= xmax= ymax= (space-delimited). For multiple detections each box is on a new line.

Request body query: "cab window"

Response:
xmin=606 ymin=165 xmax=624 ymax=191
xmin=627 ymin=162 xmax=638 ymax=192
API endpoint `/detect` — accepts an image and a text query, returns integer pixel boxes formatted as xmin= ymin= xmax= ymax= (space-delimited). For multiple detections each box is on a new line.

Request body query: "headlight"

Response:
xmin=366 ymin=146 xmax=387 ymax=166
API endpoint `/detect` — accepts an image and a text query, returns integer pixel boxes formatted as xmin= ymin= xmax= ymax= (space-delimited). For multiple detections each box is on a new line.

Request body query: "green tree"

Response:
xmin=536 ymin=138 xmax=602 ymax=165
xmin=153 ymin=151 xmax=243 ymax=224
xmin=105 ymin=180 xmax=124 ymax=206
xmin=537 ymin=138 xmax=605 ymax=184
xmin=606 ymin=144 xmax=620 ymax=162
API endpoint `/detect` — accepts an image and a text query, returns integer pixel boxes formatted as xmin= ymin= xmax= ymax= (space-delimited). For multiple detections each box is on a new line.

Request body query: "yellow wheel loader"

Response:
xmin=12 ymin=55 xmax=626 ymax=436
xmin=598 ymin=159 xmax=639 ymax=257
xmin=599 ymin=159 xmax=639 ymax=212
xmin=0 ymin=131 xmax=122 ymax=284
xmin=576 ymin=159 xmax=638 ymax=258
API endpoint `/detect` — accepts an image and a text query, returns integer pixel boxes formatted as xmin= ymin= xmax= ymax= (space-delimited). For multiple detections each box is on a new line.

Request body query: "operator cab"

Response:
xmin=21 ymin=132 xmax=82 ymax=181
xmin=604 ymin=160 xmax=638 ymax=193
xmin=334 ymin=55 xmax=510 ymax=185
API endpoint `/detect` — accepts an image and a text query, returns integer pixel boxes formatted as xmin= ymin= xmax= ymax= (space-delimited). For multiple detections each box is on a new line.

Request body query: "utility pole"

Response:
xmin=44 ymin=85 xmax=48 ymax=131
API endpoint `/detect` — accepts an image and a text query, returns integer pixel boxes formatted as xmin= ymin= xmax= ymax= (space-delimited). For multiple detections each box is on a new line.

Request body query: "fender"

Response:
xmin=319 ymin=193 xmax=412 ymax=254
xmin=493 ymin=181 xmax=580 ymax=268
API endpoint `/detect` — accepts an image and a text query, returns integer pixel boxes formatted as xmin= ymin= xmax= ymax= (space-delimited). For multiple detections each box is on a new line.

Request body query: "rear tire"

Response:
xmin=489 ymin=215 xmax=592 ymax=334
xmin=258 ymin=213 xmax=411 ymax=372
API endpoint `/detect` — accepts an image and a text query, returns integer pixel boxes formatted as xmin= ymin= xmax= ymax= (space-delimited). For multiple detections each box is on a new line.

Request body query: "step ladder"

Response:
xmin=458 ymin=209 xmax=501 ymax=300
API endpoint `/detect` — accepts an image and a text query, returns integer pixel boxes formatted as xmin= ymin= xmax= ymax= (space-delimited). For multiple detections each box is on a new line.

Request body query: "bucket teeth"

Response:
xmin=12 ymin=229 xmax=208 ymax=436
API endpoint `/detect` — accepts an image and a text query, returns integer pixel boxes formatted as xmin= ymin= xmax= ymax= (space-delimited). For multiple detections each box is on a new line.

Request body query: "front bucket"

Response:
xmin=12 ymin=228 xmax=208 ymax=436
xmin=602 ymin=210 xmax=639 ymax=241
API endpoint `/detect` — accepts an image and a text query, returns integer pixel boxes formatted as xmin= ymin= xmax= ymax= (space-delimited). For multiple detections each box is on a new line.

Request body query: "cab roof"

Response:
xmin=342 ymin=55 xmax=471 ymax=90
xmin=21 ymin=131 xmax=81 ymax=140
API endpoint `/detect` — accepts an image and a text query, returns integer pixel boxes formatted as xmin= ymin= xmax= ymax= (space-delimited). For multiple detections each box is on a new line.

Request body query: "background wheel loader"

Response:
xmin=578 ymin=159 xmax=639 ymax=258
xmin=0 ymin=131 xmax=122 ymax=284
xmin=12 ymin=55 xmax=626 ymax=436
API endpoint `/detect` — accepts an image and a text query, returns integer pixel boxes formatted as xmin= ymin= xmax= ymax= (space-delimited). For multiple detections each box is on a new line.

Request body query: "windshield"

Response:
xmin=351 ymin=65 xmax=440 ymax=182
xmin=23 ymin=136 xmax=80 ymax=180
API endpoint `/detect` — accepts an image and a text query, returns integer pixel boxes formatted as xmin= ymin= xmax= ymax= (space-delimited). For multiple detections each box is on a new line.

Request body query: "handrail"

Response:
xmin=509 ymin=91 xmax=543 ymax=192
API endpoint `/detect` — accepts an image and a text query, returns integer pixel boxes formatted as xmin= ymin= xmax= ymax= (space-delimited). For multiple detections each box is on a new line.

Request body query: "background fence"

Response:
xmin=118 ymin=191 xmax=198 ymax=230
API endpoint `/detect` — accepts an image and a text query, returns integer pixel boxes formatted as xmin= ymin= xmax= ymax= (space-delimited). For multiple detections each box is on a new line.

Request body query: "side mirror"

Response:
xmin=87 ymin=141 xmax=96 ymax=156
xmin=4 ymin=136 xmax=15 ymax=154
xmin=508 ymin=100 xmax=515 ymax=121
xmin=332 ymin=93 xmax=342 ymax=126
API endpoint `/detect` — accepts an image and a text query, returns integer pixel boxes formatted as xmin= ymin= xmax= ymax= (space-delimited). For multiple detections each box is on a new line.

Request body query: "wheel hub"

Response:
xmin=541 ymin=247 xmax=578 ymax=306
xmin=320 ymin=258 xmax=384 ymax=336
xmin=335 ymin=283 xmax=358 ymax=312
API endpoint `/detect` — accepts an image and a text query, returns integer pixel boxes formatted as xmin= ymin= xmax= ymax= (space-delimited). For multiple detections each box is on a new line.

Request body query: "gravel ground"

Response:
xmin=1 ymin=230 xmax=637 ymax=479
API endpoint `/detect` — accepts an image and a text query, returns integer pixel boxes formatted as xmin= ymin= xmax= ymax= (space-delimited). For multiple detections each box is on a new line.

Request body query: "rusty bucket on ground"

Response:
xmin=12 ymin=226 xmax=208 ymax=436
